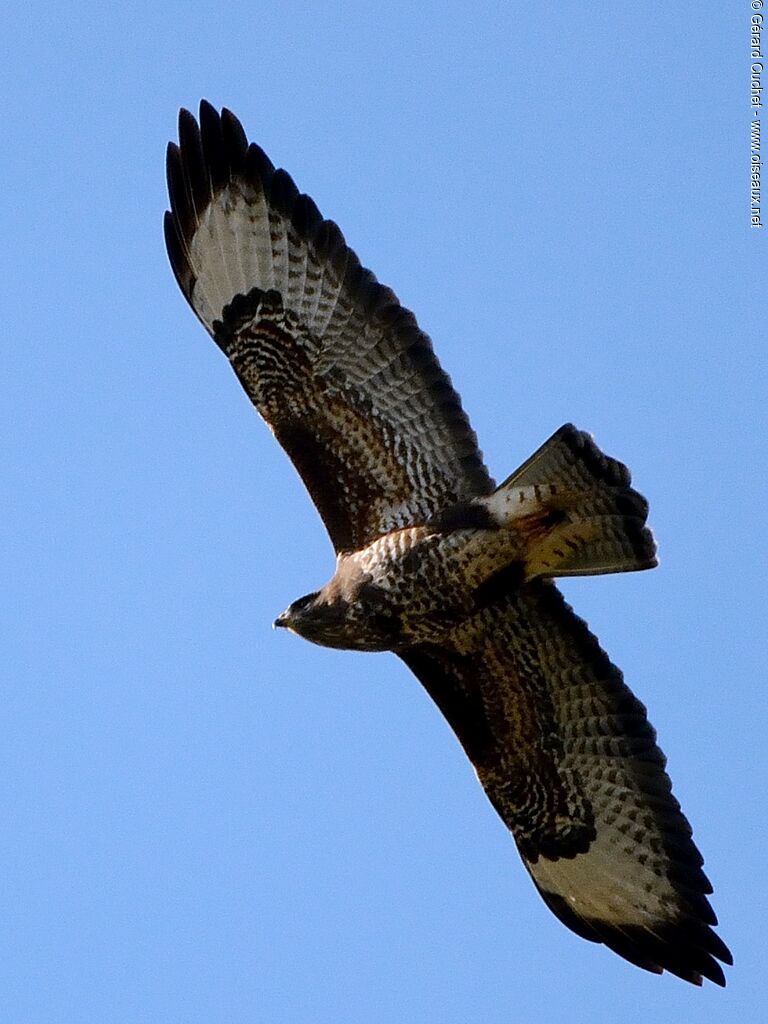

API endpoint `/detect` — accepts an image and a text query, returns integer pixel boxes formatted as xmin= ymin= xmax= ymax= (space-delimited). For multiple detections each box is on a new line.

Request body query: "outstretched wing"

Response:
xmin=165 ymin=102 xmax=492 ymax=552
xmin=400 ymin=580 xmax=732 ymax=986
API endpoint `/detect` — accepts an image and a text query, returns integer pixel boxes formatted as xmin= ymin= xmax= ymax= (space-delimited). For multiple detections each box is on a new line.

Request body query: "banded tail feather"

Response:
xmin=482 ymin=424 xmax=657 ymax=580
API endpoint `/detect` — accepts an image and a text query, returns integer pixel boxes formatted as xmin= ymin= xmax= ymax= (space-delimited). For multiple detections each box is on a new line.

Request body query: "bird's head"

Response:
xmin=273 ymin=584 xmax=400 ymax=652
xmin=273 ymin=591 xmax=352 ymax=649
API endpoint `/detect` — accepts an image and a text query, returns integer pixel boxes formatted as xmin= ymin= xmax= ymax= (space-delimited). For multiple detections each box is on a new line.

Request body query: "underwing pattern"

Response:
xmin=164 ymin=102 xmax=731 ymax=986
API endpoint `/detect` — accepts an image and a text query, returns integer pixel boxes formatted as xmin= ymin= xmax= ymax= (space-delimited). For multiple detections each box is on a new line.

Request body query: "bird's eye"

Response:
xmin=291 ymin=592 xmax=318 ymax=613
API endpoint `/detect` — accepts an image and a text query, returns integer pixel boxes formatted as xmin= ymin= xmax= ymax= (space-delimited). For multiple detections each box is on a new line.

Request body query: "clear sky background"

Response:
xmin=3 ymin=3 xmax=765 ymax=1022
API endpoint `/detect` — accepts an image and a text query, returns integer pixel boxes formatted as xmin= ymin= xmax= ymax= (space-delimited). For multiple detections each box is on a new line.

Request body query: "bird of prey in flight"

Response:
xmin=164 ymin=102 xmax=731 ymax=986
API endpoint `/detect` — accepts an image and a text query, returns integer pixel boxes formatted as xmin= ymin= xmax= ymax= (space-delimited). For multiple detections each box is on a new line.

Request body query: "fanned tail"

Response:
xmin=485 ymin=424 xmax=657 ymax=579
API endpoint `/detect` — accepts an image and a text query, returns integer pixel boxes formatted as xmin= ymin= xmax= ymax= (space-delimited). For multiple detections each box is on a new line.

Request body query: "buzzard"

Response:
xmin=164 ymin=102 xmax=731 ymax=986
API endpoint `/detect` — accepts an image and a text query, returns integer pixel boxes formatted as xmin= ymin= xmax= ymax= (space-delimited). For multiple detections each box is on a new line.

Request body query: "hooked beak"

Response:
xmin=273 ymin=610 xmax=289 ymax=629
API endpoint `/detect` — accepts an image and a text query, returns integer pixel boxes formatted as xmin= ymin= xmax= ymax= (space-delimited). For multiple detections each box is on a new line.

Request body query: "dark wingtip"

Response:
xmin=178 ymin=106 xmax=197 ymax=134
xmin=221 ymin=106 xmax=249 ymax=172
xmin=198 ymin=98 xmax=217 ymax=123
xmin=533 ymin=864 xmax=731 ymax=986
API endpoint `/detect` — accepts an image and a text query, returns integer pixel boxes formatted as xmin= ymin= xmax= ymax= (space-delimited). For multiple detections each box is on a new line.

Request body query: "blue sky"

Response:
xmin=3 ymin=3 xmax=764 ymax=1021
